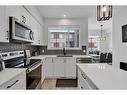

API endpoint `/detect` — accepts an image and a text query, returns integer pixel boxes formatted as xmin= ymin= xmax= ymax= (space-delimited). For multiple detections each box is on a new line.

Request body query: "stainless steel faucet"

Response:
xmin=63 ymin=48 xmax=66 ymax=55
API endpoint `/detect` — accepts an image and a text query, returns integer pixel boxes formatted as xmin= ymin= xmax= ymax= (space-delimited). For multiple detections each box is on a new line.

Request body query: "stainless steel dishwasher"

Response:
xmin=76 ymin=57 xmax=92 ymax=63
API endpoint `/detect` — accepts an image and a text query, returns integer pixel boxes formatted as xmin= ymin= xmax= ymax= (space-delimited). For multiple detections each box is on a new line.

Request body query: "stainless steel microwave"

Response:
xmin=9 ymin=16 xmax=34 ymax=43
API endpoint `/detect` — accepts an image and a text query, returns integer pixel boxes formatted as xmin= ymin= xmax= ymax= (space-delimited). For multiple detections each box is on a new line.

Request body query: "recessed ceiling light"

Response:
xmin=64 ymin=14 xmax=66 ymax=18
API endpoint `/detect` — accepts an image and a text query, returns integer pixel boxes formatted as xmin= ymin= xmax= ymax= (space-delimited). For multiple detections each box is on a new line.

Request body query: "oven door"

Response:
xmin=26 ymin=63 xmax=42 ymax=89
xmin=10 ymin=16 xmax=34 ymax=43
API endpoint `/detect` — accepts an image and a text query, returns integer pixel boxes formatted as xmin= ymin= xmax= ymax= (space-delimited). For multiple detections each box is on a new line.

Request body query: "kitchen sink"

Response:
xmin=57 ymin=55 xmax=73 ymax=57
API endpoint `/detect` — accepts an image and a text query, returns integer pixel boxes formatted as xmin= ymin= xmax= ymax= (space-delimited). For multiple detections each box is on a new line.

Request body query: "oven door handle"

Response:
xmin=27 ymin=63 xmax=41 ymax=73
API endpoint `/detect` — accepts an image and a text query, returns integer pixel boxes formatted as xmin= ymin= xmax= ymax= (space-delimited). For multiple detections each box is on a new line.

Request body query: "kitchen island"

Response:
xmin=77 ymin=63 xmax=127 ymax=89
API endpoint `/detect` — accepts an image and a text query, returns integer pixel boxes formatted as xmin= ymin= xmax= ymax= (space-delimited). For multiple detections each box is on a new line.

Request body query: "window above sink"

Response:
xmin=48 ymin=25 xmax=81 ymax=50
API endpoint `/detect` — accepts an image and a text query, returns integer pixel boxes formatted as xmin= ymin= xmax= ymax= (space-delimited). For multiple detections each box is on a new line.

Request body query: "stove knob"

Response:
xmin=2 ymin=54 xmax=8 ymax=57
xmin=27 ymin=69 xmax=30 ymax=73
xmin=19 ymin=52 xmax=24 ymax=54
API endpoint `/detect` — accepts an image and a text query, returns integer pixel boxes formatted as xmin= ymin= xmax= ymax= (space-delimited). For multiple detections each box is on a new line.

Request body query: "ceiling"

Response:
xmin=36 ymin=6 xmax=112 ymax=30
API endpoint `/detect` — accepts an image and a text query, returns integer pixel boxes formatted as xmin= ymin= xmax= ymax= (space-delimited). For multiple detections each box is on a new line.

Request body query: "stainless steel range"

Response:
xmin=1 ymin=51 xmax=42 ymax=89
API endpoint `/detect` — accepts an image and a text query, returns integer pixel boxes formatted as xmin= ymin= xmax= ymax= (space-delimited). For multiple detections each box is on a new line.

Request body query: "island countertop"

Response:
xmin=0 ymin=68 xmax=26 ymax=86
xmin=77 ymin=63 xmax=127 ymax=89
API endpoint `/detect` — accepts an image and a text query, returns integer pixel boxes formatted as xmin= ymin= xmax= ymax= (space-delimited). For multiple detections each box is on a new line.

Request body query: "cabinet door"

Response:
xmin=31 ymin=18 xmax=38 ymax=45
xmin=31 ymin=18 xmax=42 ymax=46
xmin=44 ymin=57 xmax=54 ymax=78
xmin=20 ymin=7 xmax=31 ymax=26
xmin=41 ymin=59 xmax=45 ymax=83
xmin=40 ymin=25 xmax=44 ymax=45
xmin=6 ymin=6 xmax=31 ymax=26
xmin=78 ymin=68 xmax=91 ymax=89
xmin=0 ymin=7 xmax=9 ymax=42
xmin=0 ymin=71 xmax=26 ymax=89
xmin=53 ymin=58 xmax=65 ymax=78
xmin=38 ymin=24 xmax=43 ymax=46
xmin=6 ymin=6 xmax=22 ymax=22
xmin=65 ymin=58 xmax=76 ymax=78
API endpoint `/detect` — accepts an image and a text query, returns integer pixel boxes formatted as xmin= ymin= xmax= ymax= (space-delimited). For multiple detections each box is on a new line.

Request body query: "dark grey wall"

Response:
xmin=37 ymin=45 xmax=87 ymax=55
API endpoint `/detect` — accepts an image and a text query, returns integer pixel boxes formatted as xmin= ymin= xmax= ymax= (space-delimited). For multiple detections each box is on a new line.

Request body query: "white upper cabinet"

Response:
xmin=38 ymin=23 xmax=43 ymax=45
xmin=31 ymin=18 xmax=38 ymax=45
xmin=31 ymin=17 xmax=43 ymax=46
xmin=0 ymin=7 xmax=9 ymax=42
xmin=0 ymin=6 xmax=43 ymax=44
xmin=6 ymin=6 xmax=22 ymax=22
xmin=6 ymin=6 xmax=31 ymax=27
xmin=20 ymin=7 xmax=31 ymax=27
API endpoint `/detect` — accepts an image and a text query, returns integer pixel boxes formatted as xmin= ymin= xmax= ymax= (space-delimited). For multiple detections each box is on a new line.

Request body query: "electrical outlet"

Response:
xmin=83 ymin=50 xmax=86 ymax=53
xmin=42 ymin=50 xmax=45 ymax=53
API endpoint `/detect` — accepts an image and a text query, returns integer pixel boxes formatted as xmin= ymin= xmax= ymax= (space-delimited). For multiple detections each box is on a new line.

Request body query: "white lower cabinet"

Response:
xmin=0 ymin=71 xmax=26 ymax=89
xmin=65 ymin=58 xmax=76 ymax=78
xmin=53 ymin=58 xmax=65 ymax=78
xmin=78 ymin=69 xmax=90 ymax=89
xmin=41 ymin=59 xmax=46 ymax=83
xmin=78 ymin=68 xmax=98 ymax=89
xmin=44 ymin=57 xmax=76 ymax=79
xmin=44 ymin=57 xmax=54 ymax=78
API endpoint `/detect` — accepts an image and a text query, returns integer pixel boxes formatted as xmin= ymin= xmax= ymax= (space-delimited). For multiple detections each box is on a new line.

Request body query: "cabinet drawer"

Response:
xmin=78 ymin=68 xmax=98 ymax=89
xmin=0 ymin=71 xmax=26 ymax=89
xmin=78 ymin=69 xmax=90 ymax=89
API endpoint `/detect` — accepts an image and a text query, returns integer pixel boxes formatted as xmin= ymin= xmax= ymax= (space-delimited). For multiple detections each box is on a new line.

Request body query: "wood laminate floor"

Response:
xmin=41 ymin=79 xmax=78 ymax=90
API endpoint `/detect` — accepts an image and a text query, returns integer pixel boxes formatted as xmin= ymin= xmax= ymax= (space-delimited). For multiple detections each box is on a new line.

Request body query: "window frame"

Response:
xmin=47 ymin=25 xmax=81 ymax=50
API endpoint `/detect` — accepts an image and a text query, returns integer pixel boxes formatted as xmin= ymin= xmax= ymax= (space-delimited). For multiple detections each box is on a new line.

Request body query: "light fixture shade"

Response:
xmin=98 ymin=25 xmax=106 ymax=41
xmin=97 ymin=5 xmax=112 ymax=21
xmin=98 ymin=37 xmax=106 ymax=41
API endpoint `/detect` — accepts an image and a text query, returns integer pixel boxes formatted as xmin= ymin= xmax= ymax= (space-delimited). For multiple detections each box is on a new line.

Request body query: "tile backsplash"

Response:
xmin=0 ymin=43 xmax=37 ymax=53
xmin=0 ymin=43 xmax=87 ymax=55
xmin=37 ymin=45 xmax=87 ymax=55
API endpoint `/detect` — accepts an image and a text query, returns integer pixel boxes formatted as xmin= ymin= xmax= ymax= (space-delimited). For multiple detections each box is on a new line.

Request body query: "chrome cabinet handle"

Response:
xmin=38 ymin=40 xmax=40 ymax=44
xmin=22 ymin=16 xmax=26 ymax=23
xmin=81 ymin=86 xmax=84 ymax=89
xmin=7 ymin=80 xmax=19 ymax=88
xmin=81 ymin=73 xmax=86 ymax=79
xmin=6 ymin=31 xmax=9 ymax=40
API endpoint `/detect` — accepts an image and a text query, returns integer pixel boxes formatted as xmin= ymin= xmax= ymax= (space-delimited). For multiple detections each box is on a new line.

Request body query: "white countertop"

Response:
xmin=30 ymin=55 xmax=92 ymax=59
xmin=0 ymin=68 xmax=26 ymax=86
xmin=73 ymin=55 xmax=92 ymax=58
xmin=77 ymin=64 xmax=127 ymax=89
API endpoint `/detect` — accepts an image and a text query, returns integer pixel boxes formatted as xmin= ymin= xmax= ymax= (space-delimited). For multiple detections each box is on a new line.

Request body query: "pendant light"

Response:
xmin=97 ymin=5 xmax=112 ymax=21
xmin=99 ymin=25 xmax=106 ymax=41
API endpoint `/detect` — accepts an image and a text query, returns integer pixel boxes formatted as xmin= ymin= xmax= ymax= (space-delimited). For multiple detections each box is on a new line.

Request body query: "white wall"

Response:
xmin=112 ymin=6 xmax=127 ymax=68
xmin=43 ymin=18 xmax=88 ymax=47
